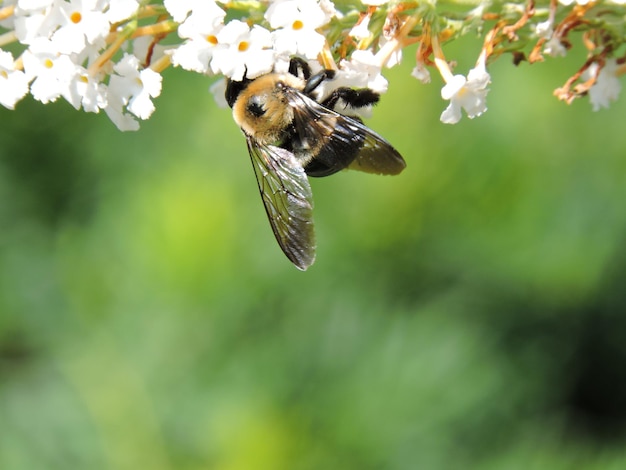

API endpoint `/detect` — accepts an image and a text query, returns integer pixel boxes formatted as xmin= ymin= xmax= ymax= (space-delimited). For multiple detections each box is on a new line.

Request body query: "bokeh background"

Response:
xmin=1 ymin=38 xmax=626 ymax=469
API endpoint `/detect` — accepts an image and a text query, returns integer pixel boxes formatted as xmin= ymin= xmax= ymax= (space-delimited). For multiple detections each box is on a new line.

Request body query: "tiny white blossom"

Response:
xmin=14 ymin=0 xmax=63 ymax=44
xmin=349 ymin=16 xmax=371 ymax=40
xmin=107 ymin=53 xmax=162 ymax=123
xmin=163 ymin=0 xmax=205 ymax=23
xmin=66 ymin=68 xmax=107 ymax=112
xmin=339 ymin=49 xmax=388 ymax=92
xmin=105 ymin=53 xmax=163 ymax=131
xmin=177 ymin=0 xmax=225 ymax=37
xmin=440 ymin=62 xmax=490 ymax=124
xmin=378 ymin=36 xmax=402 ymax=68
xmin=105 ymin=93 xmax=140 ymax=131
xmin=51 ymin=0 xmax=110 ymax=54
xmin=535 ymin=20 xmax=553 ymax=39
xmin=266 ymin=0 xmax=330 ymax=60
xmin=272 ymin=53 xmax=297 ymax=75
xmin=308 ymin=51 xmax=387 ymax=118
xmin=544 ymin=36 xmax=567 ymax=57
xmin=583 ymin=59 xmax=622 ymax=111
xmin=211 ymin=21 xmax=274 ymax=81
xmin=0 ymin=51 xmax=29 ymax=109
xmin=411 ymin=62 xmax=431 ymax=84
xmin=106 ymin=0 xmax=140 ymax=23
xmin=169 ymin=34 xmax=221 ymax=74
xmin=22 ymin=37 xmax=79 ymax=104
xmin=318 ymin=0 xmax=338 ymax=21
xmin=133 ymin=36 xmax=171 ymax=66
xmin=209 ymin=78 xmax=228 ymax=108
xmin=168 ymin=0 xmax=225 ymax=74
xmin=17 ymin=0 xmax=55 ymax=11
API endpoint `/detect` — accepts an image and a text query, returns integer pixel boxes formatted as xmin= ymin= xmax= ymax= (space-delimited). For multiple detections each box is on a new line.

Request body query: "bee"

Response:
xmin=226 ymin=58 xmax=406 ymax=271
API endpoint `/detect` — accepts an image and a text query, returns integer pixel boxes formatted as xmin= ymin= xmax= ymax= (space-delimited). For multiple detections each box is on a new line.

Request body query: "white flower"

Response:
xmin=209 ymin=78 xmax=228 ymax=108
xmin=169 ymin=34 xmax=221 ymax=74
xmin=583 ymin=59 xmax=622 ymax=111
xmin=266 ymin=0 xmax=330 ymax=59
xmin=14 ymin=0 xmax=63 ymax=44
xmin=50 ymin=0 xmax=110 ymax=54
xmin=210 ymin=21 xmax=275 ymax=81
xmin=22 ymin=37 xmax=79 ymax=104
xmin=308 ymin=51 xmax=387 ymax=118
xmin=133 ymin=36 xmax=171 ymax=67
xmin=105 ymin=93 xmax=140 ymax=131
xmin=106 ymin=53 xmax=162 ymax=129
xmin=378 ymin=36 xmax=402 ymax=68
xmin=535 ymin=20 xmax=553 ymax=39
xmin=318 ymin=0 xmax=338 ymax=20
xmin=17 ymin=0 xmax=56 ymax=11
xmin=163 ymin=0 xmax=210 ymax=23
xmin=66 ymin=67 xmax=107 ymax=112
xmin=544 ymin=36 xmax=567 ymax=58
xmin=105 ymin=52 xmax=164 ymax=131
xmin=106 ymin=0 xmax=140 ymax=23
xmin=177 ymin=0 xmax=225 ymax=37
xmin=339 ymin=49 xmax=388 ymax=92
xmin=440 ymin=62 xmax=490 ymax=124
xmin=411 ymin=62 xmax=431 ymax=84
xmin=168 ymin=0 xmax=225 ymax=74
xmin=349 ymin=16 xmax=371 ymax=40
xmin=0 ymin=50 xmax=29 ymax=109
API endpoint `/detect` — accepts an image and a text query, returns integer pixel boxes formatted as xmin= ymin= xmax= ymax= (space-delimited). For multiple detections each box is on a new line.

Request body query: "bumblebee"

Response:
xmin=226 ymin=58 xmax=406 ymax=271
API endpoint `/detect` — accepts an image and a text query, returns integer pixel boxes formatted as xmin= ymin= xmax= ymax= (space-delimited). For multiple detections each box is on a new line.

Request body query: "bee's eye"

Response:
xmin=247 ymin=96 xmax=266 ymax=117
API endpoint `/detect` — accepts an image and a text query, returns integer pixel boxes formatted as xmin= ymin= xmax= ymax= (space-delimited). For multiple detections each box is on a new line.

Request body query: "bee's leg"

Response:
xmin=321 ymin=87 xmax=380 ymax=111
xmin=225 ymin=78 xmax=250 ymax=108
xmin=288 ymin=57 xmax=312 ymax=80
xmin=303 ymin=70 xmax=336 ymax=95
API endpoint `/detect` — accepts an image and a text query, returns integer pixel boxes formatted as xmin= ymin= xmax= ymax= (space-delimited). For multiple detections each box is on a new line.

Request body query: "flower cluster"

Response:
xmin=0 ymin=0 xmax=625 ymax=131
xmin=0 ymin=0 xmax=160 ymax=130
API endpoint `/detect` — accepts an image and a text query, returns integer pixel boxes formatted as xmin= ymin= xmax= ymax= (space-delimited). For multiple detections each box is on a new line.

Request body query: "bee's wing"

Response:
xmin=284 ymin=89 xmax=406 ymax=176
xmin=346 ymin=122 xmax=407 ymax=175
xmin=246 ymin=137 xmax=316 ymax=270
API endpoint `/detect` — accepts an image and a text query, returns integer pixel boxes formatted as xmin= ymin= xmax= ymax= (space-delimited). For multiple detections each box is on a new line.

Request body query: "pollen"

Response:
xmin=79 ymin=75 xmax=89 ymax=84
xmin=292 ymin=20 xmax=304 ymax=30
xmin=206 ymin=35 xmax=218 ymax=45
xmin=0 ymin=71 xmax=7 ymax=79
xmin=44 ymin=59 xmax=54 ymax=69
xmin=70 ymin=11 xmax=82 ymax=24
xmin=238 ymin=41 xmax=249 ymax=52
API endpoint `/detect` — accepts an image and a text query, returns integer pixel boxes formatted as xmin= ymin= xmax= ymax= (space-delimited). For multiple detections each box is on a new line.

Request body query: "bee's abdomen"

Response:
xmin=302 ymin=132 xmax=365 ymax=177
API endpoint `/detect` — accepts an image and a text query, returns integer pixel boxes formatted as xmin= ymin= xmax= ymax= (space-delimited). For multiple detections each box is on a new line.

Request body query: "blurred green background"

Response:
xmin=1 ymin=41 xmax=626 ymax=470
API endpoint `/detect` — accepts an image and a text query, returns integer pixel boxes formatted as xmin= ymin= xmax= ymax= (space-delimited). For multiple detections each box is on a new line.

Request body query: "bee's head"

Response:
xmin=246 ymin=94 xmax=267 ymax=118
xmin=233 ymin=76 xmax=297 ymax=144
xmin=246 ymin=94 xmax=268 ymax=120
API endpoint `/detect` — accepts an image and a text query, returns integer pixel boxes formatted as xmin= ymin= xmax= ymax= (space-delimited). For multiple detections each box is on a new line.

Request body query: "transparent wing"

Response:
xmin=247 ymin=137 xmax=316 ymax=270
xmin=283 ymin=88 xmax=406 ymax=176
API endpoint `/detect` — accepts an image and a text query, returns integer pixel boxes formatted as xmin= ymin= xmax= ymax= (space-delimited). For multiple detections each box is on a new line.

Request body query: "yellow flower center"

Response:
xmin=70 ymin=11 xmax=82 ymax=24
xmin=206 ymin=35 xmax=218 ymax=45
xmin=44 ymin=59 xmax=54 ymax=69
xmin=238 ymin=41 xmax=249 ymax=52
xmin=292 ymin=20 xmax=304 ymax=30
